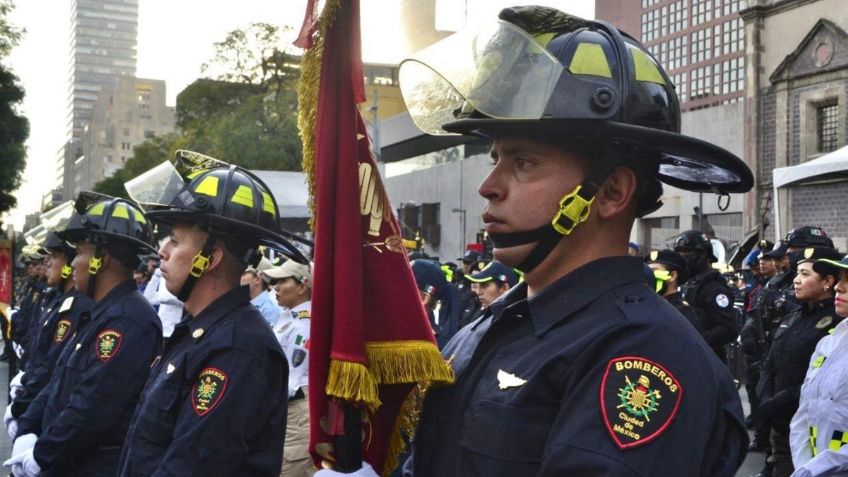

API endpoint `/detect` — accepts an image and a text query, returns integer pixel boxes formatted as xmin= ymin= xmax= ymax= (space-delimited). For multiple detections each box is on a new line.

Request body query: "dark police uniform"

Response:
xmin=681 ymin=268 xmax=740 ymax=361
xmin=759 ymin=271 xmax=799 ymax=346
xmin=663 ymin=291 xmax=699 ymax=328
xmin=11 ymin=289 xmax=92 ymax=419
xmin=411 ymin=257 xmax=747 ymax=477
xmin=14 ymin=279 xmax=46 ymax=367
xmin=757 ymin=299 xmax=840 ymax=434
xmin=117 ymin=285 xmax=288 ymax=477
xmin=16 ymin=280 xmax=161 ymax=476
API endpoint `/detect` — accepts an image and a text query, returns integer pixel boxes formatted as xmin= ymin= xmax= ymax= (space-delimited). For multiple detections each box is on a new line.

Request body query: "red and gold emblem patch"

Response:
xmin=600 ymin=356 xmax=683 ymax=449
xmin=54 ymin=319 xmax=72 ymax=343
xmin=95 ymin=329 xmax=122 ymax=362
xmin=192 ymin=367 xmax=228 ymax=416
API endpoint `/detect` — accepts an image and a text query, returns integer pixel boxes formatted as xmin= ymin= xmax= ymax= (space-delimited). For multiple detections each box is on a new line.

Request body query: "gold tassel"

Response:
xmin=365 ymin=341 xmax=455 ymax=385
xmin=326 ymin=359 xmax=381 ymax=412
xmin=296 ymin=0 xmax=342 ymax=231
xmin=380 ymin=383 xmax=427 ymax=476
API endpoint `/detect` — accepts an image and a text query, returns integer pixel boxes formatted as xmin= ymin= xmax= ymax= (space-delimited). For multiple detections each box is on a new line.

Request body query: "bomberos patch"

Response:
xmin=192 ymin=367 xmax=228 ymax=416
xmin=54 ymin=319 xmax=72 ymax=343
xmin=600 ymin=356 xmax=683 ymax=449
xmin=95 ymin=329 xmax=122 ymax=362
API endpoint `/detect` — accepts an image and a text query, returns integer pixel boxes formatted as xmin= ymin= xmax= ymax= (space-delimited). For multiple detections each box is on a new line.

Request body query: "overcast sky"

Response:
xmin=4 ymin=0 xmax=593 ymax=230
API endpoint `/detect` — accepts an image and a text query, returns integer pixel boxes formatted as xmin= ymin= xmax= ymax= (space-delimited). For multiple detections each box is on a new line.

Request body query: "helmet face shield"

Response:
xmin=400 ymin=20 xmax=565 ymax=135
xmin=124 ymin=160 xmax=186 ymax=210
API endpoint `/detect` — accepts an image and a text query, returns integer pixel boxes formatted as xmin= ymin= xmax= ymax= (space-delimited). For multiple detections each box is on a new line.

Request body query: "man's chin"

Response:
xmin=492 ymin=243 xmax=537 ymax=269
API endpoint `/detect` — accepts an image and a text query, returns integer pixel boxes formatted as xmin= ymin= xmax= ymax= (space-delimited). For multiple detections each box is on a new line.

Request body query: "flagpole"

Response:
xmin=334 ymin=403 xmax=363 ymax=472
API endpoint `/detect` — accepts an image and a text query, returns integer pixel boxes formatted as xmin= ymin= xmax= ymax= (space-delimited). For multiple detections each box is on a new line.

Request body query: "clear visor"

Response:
xmin=399 ymin=20 xmax=564 ymax=136
xmin=40 ymin=200 xmax=75 ymax=232
xmin=23 ymin=224 xmax=46 ymax=246
xmin=124 ymin=161 xmax=186 ymax=210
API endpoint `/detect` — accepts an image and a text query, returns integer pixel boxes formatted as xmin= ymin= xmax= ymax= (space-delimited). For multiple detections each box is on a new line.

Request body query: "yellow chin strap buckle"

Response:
xmin=190 ymin=252 xmax=211 ymax=278
xmin=61 ymin=265 xmax=72 ymax=279
xmin=551 ymin=185 xmax=595 ymax=236
xmin=653 ymin=269 xmax=672 ymax=293
xmin=88 ymin=256 xmax=103 ymax=276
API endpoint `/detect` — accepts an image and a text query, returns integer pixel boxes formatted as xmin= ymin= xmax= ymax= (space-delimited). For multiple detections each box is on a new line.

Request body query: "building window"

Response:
xmin=817 ymin=103 xmax=839 ymax=153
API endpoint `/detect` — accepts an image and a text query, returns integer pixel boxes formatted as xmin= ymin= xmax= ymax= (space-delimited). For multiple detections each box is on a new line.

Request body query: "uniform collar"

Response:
xmin=490 ymin=256 xmax=646 ymax=337
xmin=182 ymin=285 xmax=251 ymax=339
xmin=90 ymin=280 xmax=138 ymax=318
xmin=289 ymin=300 xmax=311 ymax=318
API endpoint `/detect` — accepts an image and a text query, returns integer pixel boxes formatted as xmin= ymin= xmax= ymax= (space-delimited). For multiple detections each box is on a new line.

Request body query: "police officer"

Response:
xmin=5 ymin=228 xmax=93 ymax=438
xmin=464 ymin=260 xmax=518 ymax=324
xmin=759 ymin=243 xmax=794 ymax=347
xmin=756 ymin=246 xmax=843 ymax=477
xmin=5 ymin=193 xmax=161 ymax=477
xmin=645 ymin=249 xmax=699 ymax=326
xmin=319 ymin=6 xmax=751 ymax=476
xmin=456 ymin=250 xmax=483 ymax=328
xmin=674 ymin=230 xmax=740 ymax=361
xmin=411 ymin=259 xmax=461 ymax=348
xmin=12 ymin=247 xmax=48 ymax=370
xmin=266 ymin=259 xmax=313 ymax=477
xmin=241 ymin=256 xmax=282 ymax=328
xmin=117 ymin=151 xmax=304 ymax=476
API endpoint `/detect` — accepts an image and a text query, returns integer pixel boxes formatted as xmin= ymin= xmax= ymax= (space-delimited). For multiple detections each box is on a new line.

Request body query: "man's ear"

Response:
xmin=595 ymin=166 xmax=638 ymax=220
xmin=206 ymin=246 xmax=226 ymax=273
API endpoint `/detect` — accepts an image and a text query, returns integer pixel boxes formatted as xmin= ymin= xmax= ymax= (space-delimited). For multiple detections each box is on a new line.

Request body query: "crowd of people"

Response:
xmin=2 ymin=5 xmax=848 ymax=477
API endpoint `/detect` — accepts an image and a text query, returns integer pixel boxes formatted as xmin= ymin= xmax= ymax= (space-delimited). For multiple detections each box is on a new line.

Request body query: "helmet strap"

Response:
xmin=86 ymin=244 xmax=104 ymax=299
xmin=176 ymin=231 xmax=217 ymax=302
xmin=488 ymin=171 xmax=605 ymax=273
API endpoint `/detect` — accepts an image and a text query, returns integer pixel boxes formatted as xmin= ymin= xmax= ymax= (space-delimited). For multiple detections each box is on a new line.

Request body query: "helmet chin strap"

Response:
xmin=176 ymin=231 xmax=217 ymax=303
xmin=488 ymin=170 xmax=606 ymax=273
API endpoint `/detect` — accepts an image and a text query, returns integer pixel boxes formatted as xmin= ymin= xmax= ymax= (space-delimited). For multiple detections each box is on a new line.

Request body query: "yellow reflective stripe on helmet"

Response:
xmin=87 ymin=202 xmax=106 ymax=216
xmin=262 ymin=192 xmax=275 ymax=214
xmin=631 ymin=48 xmax=666 ymax=85
xmin=134 ymin=210 xmax=146 ymax=224
xmin=186 ymin=168 xmax=208 ymax=180
xmin=194 ymin=176 xmax=219 ymax=197
xmin=230 ymin=185 xmax=254 ymax=208
xmin=111 ymin=204 xmax=130 ymax=219
xmin=569 ymin=43 xmax=612 ymax=79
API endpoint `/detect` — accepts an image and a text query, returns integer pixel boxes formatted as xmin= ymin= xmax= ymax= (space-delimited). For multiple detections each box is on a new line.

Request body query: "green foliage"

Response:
xmin=95 ymin=22 xmax=303 ymax=195
xmin=0 ymin=0 xmax=27 ymax=216
xmin=0 ymin=0 xmax=22 ymax=58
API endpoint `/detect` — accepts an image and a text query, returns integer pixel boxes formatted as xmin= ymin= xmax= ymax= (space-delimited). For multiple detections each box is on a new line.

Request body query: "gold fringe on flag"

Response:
xmin=296 ymin=0 xmax=342 ymax=231
xmin=326 ymin=359 xmax=381 ymax=412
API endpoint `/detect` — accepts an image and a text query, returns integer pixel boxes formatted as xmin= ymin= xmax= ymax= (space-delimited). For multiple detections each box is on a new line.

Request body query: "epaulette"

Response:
xmin=297 ymin=310 xmax=310 ymax=320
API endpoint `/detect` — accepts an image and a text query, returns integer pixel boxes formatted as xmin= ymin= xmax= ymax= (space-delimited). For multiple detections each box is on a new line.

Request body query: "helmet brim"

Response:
xmin=145 ymin=209 xmax=310 ymax=264
xmin=442 ymin=118 xmax=753 ymax=194
xmin=58 ymin=229 xmax=158 ymax=256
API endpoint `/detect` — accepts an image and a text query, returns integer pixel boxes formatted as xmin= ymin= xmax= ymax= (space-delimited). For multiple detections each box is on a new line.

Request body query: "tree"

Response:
xmin=201 ymin=23 xmax=300 ymax=96
xmin=0 ymin=0 xmax=27 ymax=216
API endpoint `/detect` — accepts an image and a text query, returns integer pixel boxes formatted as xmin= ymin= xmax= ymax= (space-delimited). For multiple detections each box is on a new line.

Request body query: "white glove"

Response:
xmin=314 ymin=462 xmax=379 ymax=477
xmin=4 ymin=433 xmax=39 ymax=477
xmin=9 ymin=371 xmax=24 ymax=401
xmin=4 ymin=404 xmax=17 ymax=437
xmin=3 ymin=447 xmax=40 ymax=477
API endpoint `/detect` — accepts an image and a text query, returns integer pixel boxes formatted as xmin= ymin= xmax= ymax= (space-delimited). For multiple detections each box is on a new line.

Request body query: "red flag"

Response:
xmin=296 ymin=0 xmax=454 ymax=475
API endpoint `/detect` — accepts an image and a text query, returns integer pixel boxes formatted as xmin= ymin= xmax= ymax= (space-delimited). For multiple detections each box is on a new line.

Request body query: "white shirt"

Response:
xmin=250 ymin=289 xmax=281 ymax=329
xmin=273 ymin=300 xmax=310 ymax=398
xmin=790 ymin=317 xmax=848 ymax=476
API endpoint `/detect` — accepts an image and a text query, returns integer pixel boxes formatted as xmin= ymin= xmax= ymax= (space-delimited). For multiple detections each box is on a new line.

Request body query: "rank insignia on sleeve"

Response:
xmin=600 ymin=356 xmax=683 ymax=449
xmin=192 ymin=367 xmax=228 ymax=416
xmin=292 ymin=348 xmax=307 ymax=367
xmin=54 ymin=319 xmax=72 ymax=343
xmin=95 ymin=329 xmax=122 ymax=362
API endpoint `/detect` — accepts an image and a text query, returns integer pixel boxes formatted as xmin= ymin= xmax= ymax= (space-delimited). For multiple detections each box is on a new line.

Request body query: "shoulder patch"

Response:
xmin=297 ymin=310 xmax=310 ymax=319
xmin=292 ymin=348 xmax=307 ymax=367
xmin=59 ymin=296 xmax=74 ymax=314
xmin=54 ymin=319 xmax=72 ymax=343
xmin=95 ymin=329 xmax=123 ymax=362
xmin=816 ymin=316 xmax=833 ymax=330
xmin=715 ymin=293 xmax=730 ymax=308
xmin=600 ymin=356 xmax=683 ymax=449
xmin=192 ymin=367 xmax=228 ymax=416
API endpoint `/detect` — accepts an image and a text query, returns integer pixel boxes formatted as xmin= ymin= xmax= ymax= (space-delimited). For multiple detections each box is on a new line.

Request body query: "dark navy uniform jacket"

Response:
xmin=116 ymin=285 xmax=288 ymax=477
xmin=410 ymin=257 xmax=748 ymax=477
xmin=11 ymin=288 xmax=93 ymax=419
xmin=757 ymin=299 xmax=840 ymax=434
xmin=17 ymin=280 xmax=161 ymax=476
xmin=681 ymin=269 xmax=740 ymax=360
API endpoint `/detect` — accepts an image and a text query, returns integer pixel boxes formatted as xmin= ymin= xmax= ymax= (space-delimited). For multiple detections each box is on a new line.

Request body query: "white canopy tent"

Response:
xmin=771 ymin=145 xmax=848 ymax=240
